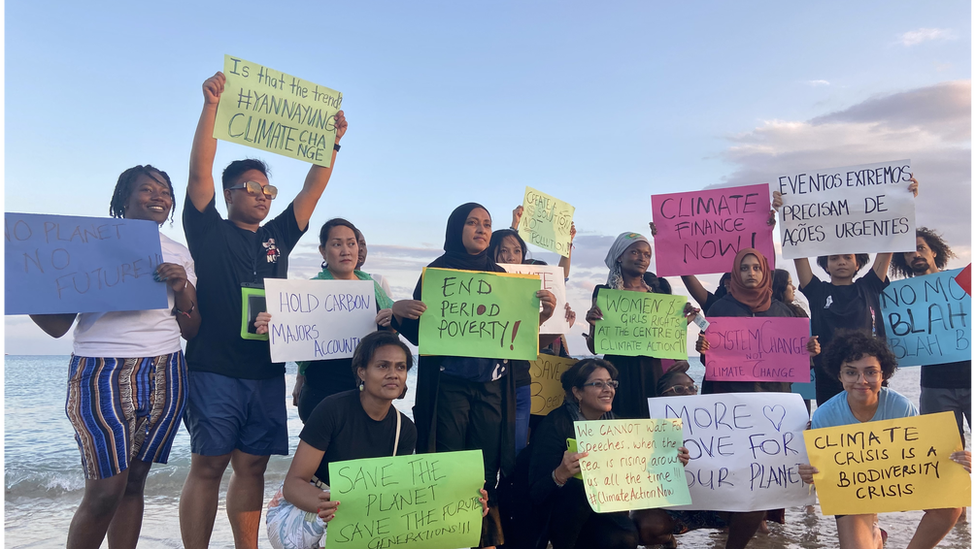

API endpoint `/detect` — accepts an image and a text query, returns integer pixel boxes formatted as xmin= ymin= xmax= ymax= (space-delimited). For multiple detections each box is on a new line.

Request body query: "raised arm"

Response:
xmin=773 ymin=191 xmax=816 ymax=289
xmin=29 ymin=313 xmax=77 ymax=338
xmin=871 ymin=177 xmax=918 ymax=281
xmin=680 ymin=275 xmax=711 ymax=309
xmin=292 ymin=111 xmax=348 ymax=231
xmin=187 ymin=72 xmax=225 ymax=213
xmin=558 ymin=222 xmax=576 ymax=278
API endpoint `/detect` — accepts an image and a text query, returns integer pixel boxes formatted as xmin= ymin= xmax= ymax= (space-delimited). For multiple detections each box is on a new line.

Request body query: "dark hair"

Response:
xmin=488 ymin=229 xmax=529 ymax=264
xmin=822 ymin=330 xmax=898 ymax=382
xmin=772 ymin=269 xmax=808 ymax=318
xmin=350 ymin=331 xmax=414 ymax=378
xmin=719 ymin=272 xmax=732 ymax=288
xmin=816 ymin=254 xmax=871 ymax=276
xmin=319 ymin=218 xmax=362 ymax=247
xmin=560 ymin=358 xmax=618 ymax=402
xmin=221 ymin=159 xmax=270 ymax=190
xmin=889 ymin=227 xmax=954 ymax=279
xmin=109 ymin=165 xmax=176 ymax=224
xmin=657 ymin=361 xmax=693 ymax=395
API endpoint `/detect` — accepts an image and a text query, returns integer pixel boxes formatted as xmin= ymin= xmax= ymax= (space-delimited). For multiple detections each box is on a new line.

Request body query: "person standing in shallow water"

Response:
xmin=179 ymin=71 xmax=346 ymax=549
xmin=31 ymin=165 xmax=199 ymax=549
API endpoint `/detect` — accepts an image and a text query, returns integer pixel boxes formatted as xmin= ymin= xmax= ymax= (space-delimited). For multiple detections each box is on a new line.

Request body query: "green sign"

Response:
xmin=327 ymin=450 xmax=484 ymax=549
xmin=518 ymin=186 xmax=575 ymax=257
xmin=419 ymin=268 xmax=541 ymax=360
xmin=593 ymin=288 xmax=688 ymax=359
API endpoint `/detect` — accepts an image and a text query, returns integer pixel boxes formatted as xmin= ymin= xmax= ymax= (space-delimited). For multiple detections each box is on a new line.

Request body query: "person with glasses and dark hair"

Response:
xmin=799 ymin=330 xmax=969 ymax=549
xmin=179 ymin=71 xmax=348 ymax=549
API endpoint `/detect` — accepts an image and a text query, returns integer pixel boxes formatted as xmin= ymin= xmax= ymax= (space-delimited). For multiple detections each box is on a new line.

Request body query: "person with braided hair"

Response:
xmin=31 ymin=165 xmax=199 ymax=549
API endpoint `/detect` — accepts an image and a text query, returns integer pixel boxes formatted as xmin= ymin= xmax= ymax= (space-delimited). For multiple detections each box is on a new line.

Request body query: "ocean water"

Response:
xmin=4 ymin=355 xmax=971 ymax=548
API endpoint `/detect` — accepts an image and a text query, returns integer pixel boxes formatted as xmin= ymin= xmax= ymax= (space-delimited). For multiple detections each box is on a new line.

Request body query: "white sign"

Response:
xmin=264 ymin=279 xmax=377 ymax=362
xmin=775 ymin=159 xmax=916 ymax=259
xmin=648 ymin=392 xmax=815 ymax=511
xmin=498 ymin=263 xmax=569 ymax=334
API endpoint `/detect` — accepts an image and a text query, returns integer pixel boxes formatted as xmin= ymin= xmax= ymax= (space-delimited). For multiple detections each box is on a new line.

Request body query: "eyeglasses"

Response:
xmin=227 ymin=180 xmax=278 ymax=200
xmin=582 ymin=380 xmax=619 ymax=390
xmin=840 ymin=369 xmax=882 ymax=382
xmin=662 ymin=384 xmax=698 ymax=396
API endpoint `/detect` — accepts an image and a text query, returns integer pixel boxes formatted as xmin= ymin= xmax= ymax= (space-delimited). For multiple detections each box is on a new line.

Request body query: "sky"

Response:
xmin=4 ymin=1 xmax=972 ymax=355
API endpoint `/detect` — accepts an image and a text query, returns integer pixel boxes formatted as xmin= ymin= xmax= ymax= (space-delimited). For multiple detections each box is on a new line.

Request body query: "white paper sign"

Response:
xmin=775 ymin=159 xmax=916 ymax=259
xmin=498 ymin=263 xmax=569 ymax=334
xmin=648 ymin=392 xmax=815 ymax=511
xmin=264 ymin=279 xmax=377 ymax=362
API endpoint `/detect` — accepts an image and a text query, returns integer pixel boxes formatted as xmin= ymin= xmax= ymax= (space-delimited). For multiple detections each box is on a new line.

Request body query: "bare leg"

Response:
xmin=106 ymin=459 xmax=153 ymax=549
xmin=836 ymin=514 xmax=883 ymax=549
xmin=180 ymin=452 xmax=233 ymax=549
xmin=227 ymin=450 xmax=271 ymax=549
xmin=906 ymin=508 xmax=963 ymax=549
xmin=66 ymin=472 xmax=129 ymax=549
xmin=725 ymin=511 xmax=765 ymax=549
xmin=633 ymin=508 xmax=677 ymax=546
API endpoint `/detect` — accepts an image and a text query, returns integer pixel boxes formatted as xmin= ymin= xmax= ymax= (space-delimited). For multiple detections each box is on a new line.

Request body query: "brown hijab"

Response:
xmin=729 ymin=248 xmax=773 ymax=313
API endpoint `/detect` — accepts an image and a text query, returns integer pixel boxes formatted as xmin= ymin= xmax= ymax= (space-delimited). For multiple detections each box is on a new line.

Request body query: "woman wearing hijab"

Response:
xmin=392 ymin=203 xmax=556 ymax=547
xmin=584 ymin=232 xmax=679 ymax=419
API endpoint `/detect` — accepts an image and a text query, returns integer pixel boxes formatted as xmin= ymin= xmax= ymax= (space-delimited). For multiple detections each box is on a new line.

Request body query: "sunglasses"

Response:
xmin=227 ymin=180 xmax=278 ymax=200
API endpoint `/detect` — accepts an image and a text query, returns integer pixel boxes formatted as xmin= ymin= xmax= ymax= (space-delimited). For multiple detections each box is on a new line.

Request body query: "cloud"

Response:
xmin=899 ymin=28 xmax=955 ymax=46
xmin=717 ymin=80 xmax=971 ymax=267
xmin=807 ymin=80 xmax=830 ymax=87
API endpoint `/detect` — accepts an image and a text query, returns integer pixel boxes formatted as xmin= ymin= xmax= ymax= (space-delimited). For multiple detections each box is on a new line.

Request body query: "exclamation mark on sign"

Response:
xmin=510 ymin=321 xmax=521 ymax=350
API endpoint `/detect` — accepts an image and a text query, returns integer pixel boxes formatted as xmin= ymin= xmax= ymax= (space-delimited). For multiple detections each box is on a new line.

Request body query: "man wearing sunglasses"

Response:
xmin=179 ymin=71 xmax=348 ymax=549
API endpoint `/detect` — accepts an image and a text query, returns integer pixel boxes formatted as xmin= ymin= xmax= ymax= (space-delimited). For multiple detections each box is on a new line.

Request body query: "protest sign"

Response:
xmin=5 ymin=213 xmax=167 ymax=315
xmin=528 ymin=354 xmax=577 ymax=415
xmin=880 ymin=269 xmax=971 ymax=366
xmin=214 ymin=55 xmax=342 ymax=167
xmin=803 ymin=411 xmax=970 ymax=515
xmin=651 ymin=184 xmax=775 ymax=276
xmin=956 ymin=263 xmax=972 ymax=296
xmin=792 ymin=368 xmax=816 ymax=400
xmin=263 ymin=279 xmax=377 ymax=362
xmin=593 ymin=288 xmax=688 ymax=359
xmin=703 ymin=317 xmax=811 ymax=383
xmin=518 ymin=186 xmax=575 ymax=257
xmin=648 ymin=392 xmax=815 ymax=511
xmin=775 ymin=160 xmax=916 ymax=258
xmin=418 ymin=268 xmax=540 ymax=360
xmin=498 ymin=263 xmax=569 ymax=334
xmin=327 ymin=450 xmax=484 ymax=549
xmin=575 ymin=419 xmax=692 ymax=512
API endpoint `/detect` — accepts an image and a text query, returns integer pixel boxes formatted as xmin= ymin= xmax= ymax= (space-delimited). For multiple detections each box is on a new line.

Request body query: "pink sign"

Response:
xmin=703 ymin=317 xmax=811 ymax=383
xmin=651 ymin=184 xmax=775 ymax=277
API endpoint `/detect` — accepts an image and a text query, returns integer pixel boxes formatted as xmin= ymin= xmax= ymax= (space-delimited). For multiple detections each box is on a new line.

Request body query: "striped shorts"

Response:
xmin=65 ymin=352 xmax=188 ymax=480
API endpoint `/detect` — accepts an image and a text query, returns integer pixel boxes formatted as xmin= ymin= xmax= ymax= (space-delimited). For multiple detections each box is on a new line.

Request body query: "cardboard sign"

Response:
xmin=327 ymin=450 xmax=485 ymax=549
xmin=652 ymin=184 xmax=775 ymax=276
xmin=418 ymin=268 xmax=540 ymax=360
xmin=528 ymin=354 xmax=577 ymax=416
xmin=575 ymin=419 xmax=692 ymax=512
xmin=775 ymin=160 xmax=916 ymax=258
xmin=803 ymin=411 xmax=970 ymax=515
xmin=263 ymin=279 xmax=377 ymax=362
xmin=518 ymin=186 xmax=575 ymax=257
xmin=214 ymin=55 xmax=342 ymax=167
xmin=703 ymin=317 xmax=811 ymax=383
xmin=5 ymin=213 xmax=168 ymax=315
xmin=593 ymin=288 xmax=688 ymax=359
xmin=648 ymin=392 xmax=816 ymax=511
xmin=498 ymin=263 xmax=569 ymax=334
xmin=880 ymin=269 xmax=971 ymax=366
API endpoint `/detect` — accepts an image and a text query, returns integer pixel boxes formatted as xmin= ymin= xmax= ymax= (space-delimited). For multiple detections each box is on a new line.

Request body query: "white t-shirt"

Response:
xmin=370 ymin=272 xmax=394 ymax=301
xmin=73 ymin=233 xmax=197 ymax=358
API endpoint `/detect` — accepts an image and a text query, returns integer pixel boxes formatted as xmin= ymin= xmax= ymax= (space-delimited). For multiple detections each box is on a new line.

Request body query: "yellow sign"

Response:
xmin=528 ymin=354 xmax=577 ymax=416
xmin=214 ymin=55 xmax=342 ymax=167
xmin=802 ymin=411 xmax=970 ymax=515
xmin=518 ymin=186 xmax=575 ymax=257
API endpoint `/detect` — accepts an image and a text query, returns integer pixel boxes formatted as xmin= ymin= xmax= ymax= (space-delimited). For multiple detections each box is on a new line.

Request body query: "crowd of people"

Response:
xmin=31 ymin=70 xmax=971 ymax=549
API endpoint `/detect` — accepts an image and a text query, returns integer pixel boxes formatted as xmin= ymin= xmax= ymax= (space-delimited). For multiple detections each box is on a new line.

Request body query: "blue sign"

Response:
xmin=880 ymin=269 xmax=971 ymax=366
xmin=5 ymin=213 xmax=169 ymax=315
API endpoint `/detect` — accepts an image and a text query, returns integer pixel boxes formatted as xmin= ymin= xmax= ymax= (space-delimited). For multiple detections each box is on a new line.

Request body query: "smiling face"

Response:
xmin=571 ymin=367 xmax=615 ymax=420
xmin=738 ymin=254 xmax=763 ymax=288
xmin=618 ymin=241 xmax=652 ymax=277
xmin=224 ymin=169 xmax=272 ymax=225
xmin=122 ymin=172 xmax=173 ymax=224
xmin=840 ymin=355 xmax=883 ymax=412
xmin=358 ymin=345 xmax=409 ymax=401
xmin=461 ymin=207 xmax=492 ymax=254
xmin=494 ymin=234 xmax=524 ymax=264
xmin=320 ymin=225 xmax=359 ymax=278
xmin=903 ymin=236 xmax=938 ymax=276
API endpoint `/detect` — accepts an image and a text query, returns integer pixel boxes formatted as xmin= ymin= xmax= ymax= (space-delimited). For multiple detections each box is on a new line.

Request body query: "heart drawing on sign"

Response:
xmin=763 ymin=405 xmax=787 ymax=432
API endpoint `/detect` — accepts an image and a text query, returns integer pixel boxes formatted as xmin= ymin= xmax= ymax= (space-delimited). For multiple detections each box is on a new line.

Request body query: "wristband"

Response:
xmin=334 ymin=142 xmax=341 ymax=151
xmin=552 ymin=470 xmax=566 ymax=487
xmin=173 ymin=302 xmax=195 ymax=318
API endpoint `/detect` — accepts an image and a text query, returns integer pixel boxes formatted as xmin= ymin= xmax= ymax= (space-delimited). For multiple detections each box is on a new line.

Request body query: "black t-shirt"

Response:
xmin=183 ymin=198 xmax=307 ymax=379
xmin=920 ymin=360 xmax=972 ymax=389
xmin=300 ymin=390 xmax=417 ymax=486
